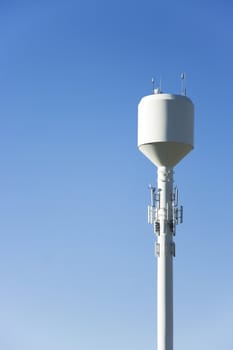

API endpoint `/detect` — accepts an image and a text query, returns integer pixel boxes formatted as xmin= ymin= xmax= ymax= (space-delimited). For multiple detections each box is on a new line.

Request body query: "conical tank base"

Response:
xmin=139 ymin=142 xmax=193 ymax=167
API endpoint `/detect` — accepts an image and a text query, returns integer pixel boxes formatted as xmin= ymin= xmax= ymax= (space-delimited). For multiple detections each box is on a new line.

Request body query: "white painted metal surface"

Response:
xmin=138 ymin=93 xmax=194 ymax=167
xmin=137 ymin=91 xmax=194 ymax=350
xmin=156 ymin=167 xmax=174 ymax=350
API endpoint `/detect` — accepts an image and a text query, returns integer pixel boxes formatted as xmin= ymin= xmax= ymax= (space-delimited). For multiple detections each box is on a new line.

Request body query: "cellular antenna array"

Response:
xmin=137 ymin=80 xmax=194 ymax=350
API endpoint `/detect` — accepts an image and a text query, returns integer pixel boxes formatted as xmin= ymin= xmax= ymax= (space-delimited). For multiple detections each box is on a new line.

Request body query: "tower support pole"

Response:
xmin=157 ymin=166 xmax=174 ymax=350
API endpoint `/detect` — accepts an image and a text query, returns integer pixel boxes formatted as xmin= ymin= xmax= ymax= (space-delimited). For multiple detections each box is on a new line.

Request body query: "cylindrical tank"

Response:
xmin=138 ymin=93 xmax=194 ymax=167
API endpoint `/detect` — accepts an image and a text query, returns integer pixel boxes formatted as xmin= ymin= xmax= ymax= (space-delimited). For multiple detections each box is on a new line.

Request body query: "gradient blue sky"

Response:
xmin=0 ymin=1 xmax=233 ymax=349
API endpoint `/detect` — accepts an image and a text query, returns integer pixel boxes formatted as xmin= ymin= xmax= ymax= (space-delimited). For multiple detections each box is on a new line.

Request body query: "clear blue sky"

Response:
xmin=0 ymin=1 xmax=232 ymax=349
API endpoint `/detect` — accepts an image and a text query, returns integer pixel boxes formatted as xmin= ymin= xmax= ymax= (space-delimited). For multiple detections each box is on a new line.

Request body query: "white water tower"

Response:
xmin=138 ymin=89 xmax=194 ymax=350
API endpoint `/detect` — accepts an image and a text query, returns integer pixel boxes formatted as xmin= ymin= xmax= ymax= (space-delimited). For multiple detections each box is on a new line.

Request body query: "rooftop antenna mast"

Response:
xmin=152 ymin=77 xmax=155 ymax=93
xmin=152 ymin=77 xmax=161 ymax=94
xmin=181 ymin=72 xmax=186 ymax=96
xmin=137 ymin=83 xmax=194 ymax=350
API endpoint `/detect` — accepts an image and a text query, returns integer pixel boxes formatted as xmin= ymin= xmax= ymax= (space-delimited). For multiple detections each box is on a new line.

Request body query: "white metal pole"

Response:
xmin=157 ymin=166 xmax=174 ymax=350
